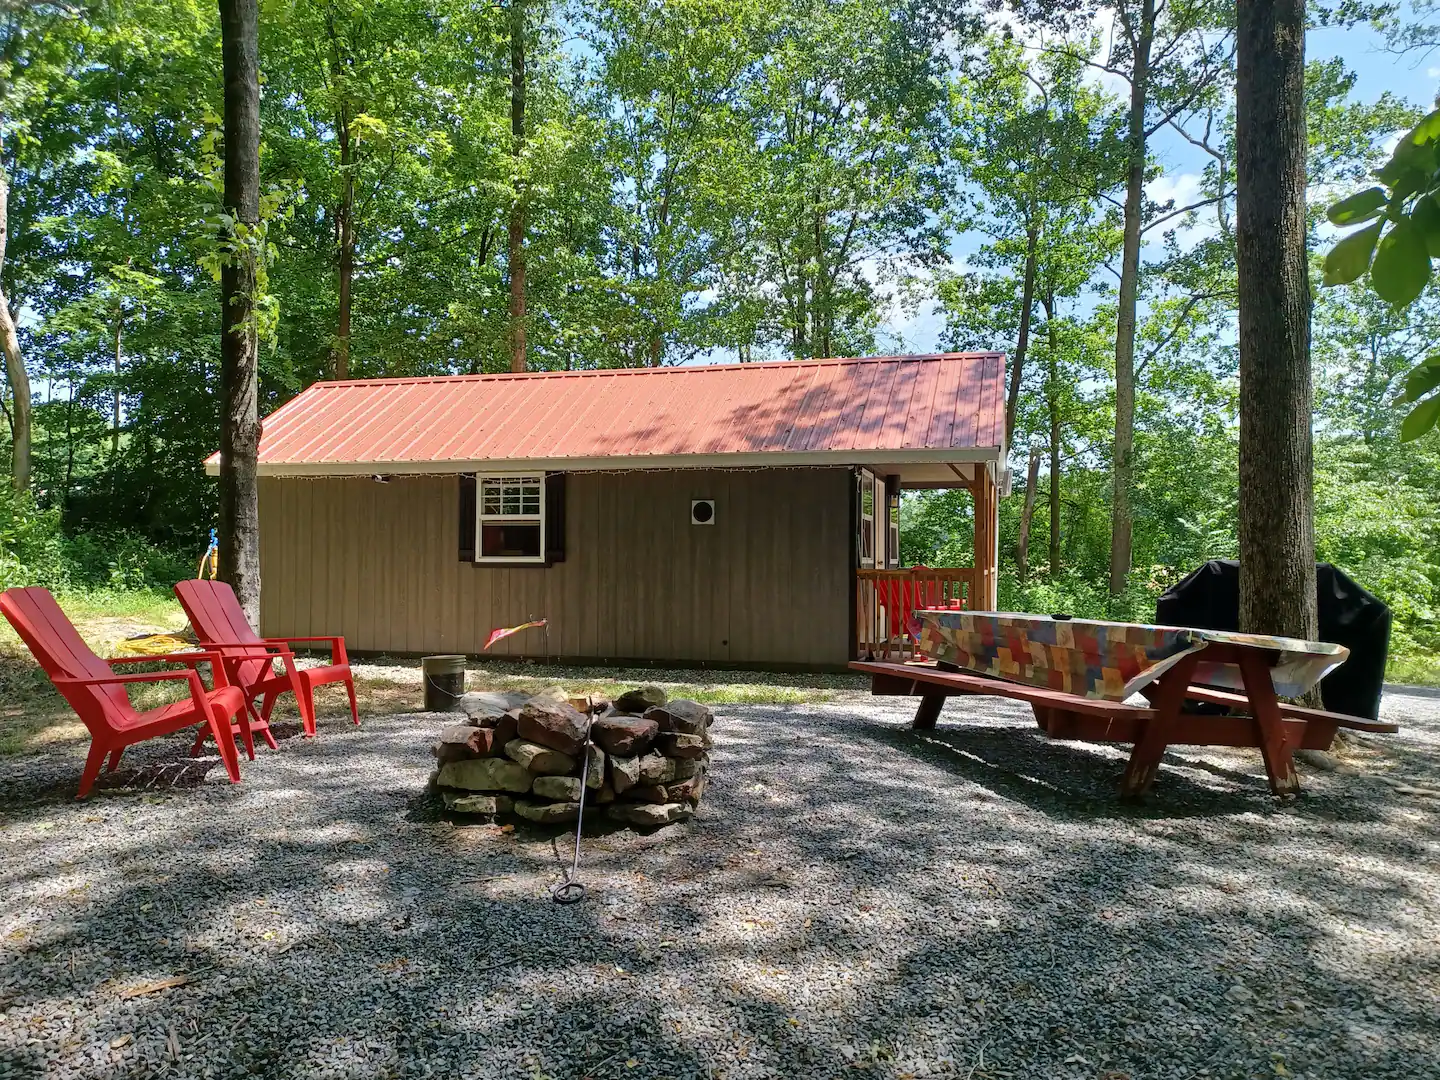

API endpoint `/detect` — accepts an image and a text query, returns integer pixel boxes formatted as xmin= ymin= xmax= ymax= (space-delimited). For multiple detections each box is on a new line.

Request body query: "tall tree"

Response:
xmin=1018 ymin=0 xmax=1233 ymax=596
xmin=328 ymin=7 xmax=355 ymax=381
xmin=1043 ymin=289 xmax=1061 ymax=575
xmin=1235 ymin=0 xmax=1316 ymax=642
xmin=585 ymin=0 xmax=760 ymax=367
xmin=953 ymin=39 xmax=1057 ymax=445
xmin=508 ymin=0 xmax=527 ymax=373
xmin=218 ymin=0 xmax=262 ymax=623
xmin=0 ymin=0 xmax=77 ymax=494
xmin=0 ymin=149 xmax=27 ymax=493
xmin=738 ymin=0 xmax=960 ymax=359
xmin=1014 ymin=443 xmax=1042 ymax=577
xmin=1105 ymin=0 xmax=1156 ymax=600
xmin=22 ymin=0 xmax=224 ymax=543
xmin=952 ymin=34 xmax=1125 ymax=451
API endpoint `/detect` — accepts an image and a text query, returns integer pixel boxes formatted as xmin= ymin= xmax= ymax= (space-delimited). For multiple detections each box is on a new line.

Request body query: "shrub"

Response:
xmin=0 ymin=486 xmax=189 ymax=596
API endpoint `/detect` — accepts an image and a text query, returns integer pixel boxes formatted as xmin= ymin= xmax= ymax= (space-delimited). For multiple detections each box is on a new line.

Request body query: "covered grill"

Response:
xmin=1156 ymin=559 xmax=1391 ymax=721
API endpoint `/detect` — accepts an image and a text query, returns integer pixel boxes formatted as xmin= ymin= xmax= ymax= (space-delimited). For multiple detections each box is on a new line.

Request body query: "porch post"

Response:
xmin=988 ymin=470 xmax=1000 ymax=608
xmin=971 ymin=474 xmax=985 ymax=610
xmin=971 ymin=468 xmax=999 ymax=610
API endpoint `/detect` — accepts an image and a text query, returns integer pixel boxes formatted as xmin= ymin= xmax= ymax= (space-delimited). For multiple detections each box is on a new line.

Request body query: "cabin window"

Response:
xmin=476 ymin=474 xmax=546 ymax=562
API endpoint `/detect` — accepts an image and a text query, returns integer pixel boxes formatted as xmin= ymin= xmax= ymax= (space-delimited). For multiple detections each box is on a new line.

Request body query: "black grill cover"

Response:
xmin=1155 ymin=559 xmax=1391 ymax=720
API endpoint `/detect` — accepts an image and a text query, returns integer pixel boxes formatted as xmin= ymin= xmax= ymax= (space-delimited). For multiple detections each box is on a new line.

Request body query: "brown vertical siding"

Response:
xmin=257 ymin=468 xmax=853 ymax=667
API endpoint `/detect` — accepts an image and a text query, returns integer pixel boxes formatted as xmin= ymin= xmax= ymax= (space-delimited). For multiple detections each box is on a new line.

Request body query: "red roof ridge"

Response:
xmin=308 ymin=352 xmax=1003 ymax=391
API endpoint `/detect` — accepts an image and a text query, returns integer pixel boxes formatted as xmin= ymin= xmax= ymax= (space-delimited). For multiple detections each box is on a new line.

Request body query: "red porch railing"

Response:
xmin=855 ymin=567 xmax=980 ymax=660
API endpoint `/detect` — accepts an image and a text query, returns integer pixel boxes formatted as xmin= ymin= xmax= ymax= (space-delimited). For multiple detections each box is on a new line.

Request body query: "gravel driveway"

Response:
xmin=1 ymin=685 xmax=1437 ymax=1080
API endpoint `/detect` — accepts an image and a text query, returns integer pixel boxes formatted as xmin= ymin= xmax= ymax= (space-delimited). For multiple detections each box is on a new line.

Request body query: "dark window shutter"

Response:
xmin=458 ymin=474 xmax=476 ymax=561
xmin=545 ymin=473 xmax=566 ymax=563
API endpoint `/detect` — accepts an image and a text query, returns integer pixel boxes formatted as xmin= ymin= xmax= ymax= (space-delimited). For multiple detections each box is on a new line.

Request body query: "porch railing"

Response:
xmin=855 ymin=567 xmax=980 ymax=661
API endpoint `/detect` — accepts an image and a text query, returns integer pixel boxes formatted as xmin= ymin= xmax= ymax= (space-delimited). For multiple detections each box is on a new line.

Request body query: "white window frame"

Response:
xmin=475 ymin=473 xmax=546 ymax=563
xmin=887 ymin=485 xmax=901 ymax=568
xmin=857 ymin=469 xmax=876 ymax=569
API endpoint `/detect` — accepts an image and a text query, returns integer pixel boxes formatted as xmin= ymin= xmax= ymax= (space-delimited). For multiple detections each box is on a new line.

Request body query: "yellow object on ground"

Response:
xmin=112 ymin=634 xmax=200 ymax=657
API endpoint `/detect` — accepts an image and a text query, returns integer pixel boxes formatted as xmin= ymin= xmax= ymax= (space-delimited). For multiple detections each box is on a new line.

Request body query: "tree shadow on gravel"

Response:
xmin=835 ymin=691 xmax=1427 ymax=826
xmin=0 ymin=697 xmax=1436 ymax=1079
xmin=0 ymin=722 xmax=309 ymax=815
xmin=852 ymin=718 xmax=1400 ymax=824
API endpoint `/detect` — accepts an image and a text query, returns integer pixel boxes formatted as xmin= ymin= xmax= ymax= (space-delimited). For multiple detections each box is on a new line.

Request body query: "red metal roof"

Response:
xmin=228 ymin=353 xmax=1007 ymax=474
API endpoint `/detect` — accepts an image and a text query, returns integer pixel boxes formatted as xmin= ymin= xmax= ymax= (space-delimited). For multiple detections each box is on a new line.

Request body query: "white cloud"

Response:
xmin=886 ymin=298 xmax=945 ymax=354
xmin=1145 ymin=171 xmax=1221 ymax=252
xmin=856 ymin=255 xmax=947 ymax=353
xmin=1147 ymin=170 xmax=1203 ymax=206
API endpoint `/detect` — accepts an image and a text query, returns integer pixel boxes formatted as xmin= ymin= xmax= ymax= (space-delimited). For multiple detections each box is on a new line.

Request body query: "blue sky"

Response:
xmin=873 ymin=18 xmax=1436 ymax=357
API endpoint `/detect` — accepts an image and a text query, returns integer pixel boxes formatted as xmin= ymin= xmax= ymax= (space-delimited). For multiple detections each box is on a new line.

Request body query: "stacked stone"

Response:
xmin=430 ymin=685 xmax=712 ymax=828
xmin=594 ymin=687 xmax=712 ymax=826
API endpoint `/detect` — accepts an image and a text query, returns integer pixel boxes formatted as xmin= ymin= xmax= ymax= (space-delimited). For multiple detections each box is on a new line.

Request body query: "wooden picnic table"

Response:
xmin=852 ymin=611 xmax=1398 ymax=798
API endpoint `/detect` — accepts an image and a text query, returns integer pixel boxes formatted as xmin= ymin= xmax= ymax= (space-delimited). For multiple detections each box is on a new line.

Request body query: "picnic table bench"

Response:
xmin=851 ymin=611 xmax=1399 ymax=798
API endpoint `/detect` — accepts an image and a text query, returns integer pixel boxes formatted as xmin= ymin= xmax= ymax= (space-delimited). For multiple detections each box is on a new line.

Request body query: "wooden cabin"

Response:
xmin=209 ymin=353 xmax=1007 ymax=669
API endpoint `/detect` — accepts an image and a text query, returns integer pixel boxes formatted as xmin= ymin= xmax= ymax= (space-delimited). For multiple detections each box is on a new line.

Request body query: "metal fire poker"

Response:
xmin=551 ymin=697 xmax=597 ymax=905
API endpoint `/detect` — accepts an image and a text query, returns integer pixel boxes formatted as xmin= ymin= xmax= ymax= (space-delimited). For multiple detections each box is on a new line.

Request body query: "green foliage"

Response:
xmin=195 ymin=117 xmax=294 ymax=346
xmin=1324 ymin=221 xmax=1384 ymax=285
xmin=0 ymin=486 xmax=188 ymax=594
xmin=1314 ymin=438 xmax=1440 ymax=655
xmin=898 ymin=489 xmax=973 ymax=568
xmin=1324 ymin=107 xmax=1440 ymax=439
xmin=0 ymin=491 xmax=68 ymax=591
xmin=1328 ymin=188 xmax=1387 ymax=226
xmin=997 ymin=570 xmax=1122 ymax=622
xmin=3 ymin=1 xmax=1440 ymax=680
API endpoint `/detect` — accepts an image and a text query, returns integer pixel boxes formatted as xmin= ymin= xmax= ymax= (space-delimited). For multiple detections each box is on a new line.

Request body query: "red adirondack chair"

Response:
xmin=0 ymin=587 xmax=246 ymax=798
xmin=174 ymin=579 xmax=358 ymax=737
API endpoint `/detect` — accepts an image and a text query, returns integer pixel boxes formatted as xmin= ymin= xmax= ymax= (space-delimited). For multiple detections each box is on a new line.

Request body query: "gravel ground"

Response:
xmin=0 ymin=685 xmax=1437 ymax=1080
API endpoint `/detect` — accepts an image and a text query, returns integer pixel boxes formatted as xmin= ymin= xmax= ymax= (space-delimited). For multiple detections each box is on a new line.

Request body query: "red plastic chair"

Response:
xmin=173 ymin=579 xmax=358 ymax=737
xmin=0 ymin=587 xmax=246 ymax=798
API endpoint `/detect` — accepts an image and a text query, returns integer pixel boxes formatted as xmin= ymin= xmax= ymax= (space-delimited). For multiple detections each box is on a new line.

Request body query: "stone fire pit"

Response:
xmin=430 ymin=685 xmax=712 ymax=828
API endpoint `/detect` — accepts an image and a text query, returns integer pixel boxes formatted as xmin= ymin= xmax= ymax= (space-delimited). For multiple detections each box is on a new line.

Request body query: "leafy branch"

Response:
xmin=194 ymin=117 xmax=297 ymax=349
xmin=1323 ymin=109 xmax=1440 ymax=440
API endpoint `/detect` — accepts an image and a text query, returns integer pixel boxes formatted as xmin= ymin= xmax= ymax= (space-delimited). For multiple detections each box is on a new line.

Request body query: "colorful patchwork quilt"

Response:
xmin=912 ymin=611 xmax=1349 ymax=702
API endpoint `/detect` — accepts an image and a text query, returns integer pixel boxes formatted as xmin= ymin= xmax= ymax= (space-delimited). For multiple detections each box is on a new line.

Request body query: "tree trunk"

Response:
xmin=1004 ymin=224 xmax=1039 ymax=448
xmin=218 ymin=0 xmax=263 ymax=627
xmin=507 ymin=0 xmax=527 ymax=374
xmin=793 ymin=249 xmax=808 ymax=357
xmin=63 ymin=381 xmax=75 ymax=507
xmin=0 ymin=158 xmax=30 ymax=494
xmin=813 ymin=211 xmax=832 ymax=359
xmin=1362 ymin=341 xmax=1378 ymax=445
xmin=1045 ymin=291 xmax=1060 ymax=577
xmin=1015 ymin=445 xmax=1041 ymax=580
xmin=1108 ymin=0 xmax=1155 ymax=599
xmin=1235 ymin=0 xmax=1317 ymax=647
xmin=334 ymin=104 xmax=353 ymax=380
xmin=112 ymin=311 xmax=123 ymax=458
